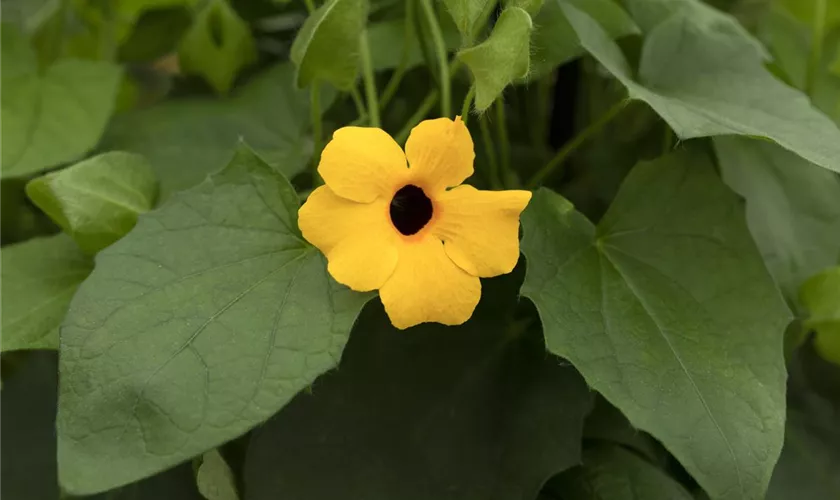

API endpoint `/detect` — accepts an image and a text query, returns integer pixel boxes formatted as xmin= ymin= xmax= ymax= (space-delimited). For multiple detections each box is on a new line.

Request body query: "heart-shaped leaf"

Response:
xmin=57 ymin=144 xmax=372 ymax=494
xmin=521 ymin=149 xmax=790 ymax=500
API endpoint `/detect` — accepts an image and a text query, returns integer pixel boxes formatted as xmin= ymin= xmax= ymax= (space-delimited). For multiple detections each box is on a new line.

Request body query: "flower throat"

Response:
xmin=390 ymin=185 xmax=433 ymax=235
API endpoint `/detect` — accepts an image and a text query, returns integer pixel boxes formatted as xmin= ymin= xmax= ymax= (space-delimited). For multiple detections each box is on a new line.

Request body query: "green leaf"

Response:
xmin=1 ymin=352 xmax=60 ymax=500
xmin=623 ymin=0 xmax=768 ymax=60
xmin=767 ymin=390 xmax=840 ymax=500
xmin=441 ymin=0 xmax=495 ymax=42
xmin=1 ymin=25 xmax=122 ymax=178
xmin=178 ymin=0 xmax=257 ymax=94
xmin=458 ymin=7 xmax=533 ymax=111
xmin=800 ymin=267 xmax=840 ymax=365
xmin=57 ymin=144 xmax=371 ymax=494
xmin=530 ymin=0 xmax=639 ymax=78
xmin=196 ymin=450 xmax=239 ymax=500
xmin=714 ymin=137 xmax=840 ymax=306
xmin=290 ymin=0 xmax=368 ymax=90
xmin=520 ymin=149 xmax=790 ymax=500
xmin=0 ymin=234 xmax=92 ymax=352
xmin=548 ymin=445 xmax=693 ymax=499
xmin=559 ymin=3 xmax=840 ymax=174
xmin=244 ymin=273 xmax=592 ymax=500
xmin=100 ymin=63 xmax=327 ymax=201
xmin=26 ymin=152 xmax=158 ymax=254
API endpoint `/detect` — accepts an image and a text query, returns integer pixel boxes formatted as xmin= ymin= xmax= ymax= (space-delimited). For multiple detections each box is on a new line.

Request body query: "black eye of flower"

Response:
xmin=389 ymin=185 xmax=433 ymax=235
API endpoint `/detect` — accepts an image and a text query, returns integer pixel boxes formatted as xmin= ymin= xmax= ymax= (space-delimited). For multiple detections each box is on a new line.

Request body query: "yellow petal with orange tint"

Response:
xmin=379 ymin=235 xmax=481 ymax=329
xmin=319 ymin=127 xmax=408 ymax=203
xmin=433 ymin=185 xmax=531 ymax=278
xmin=299 ymin=186 xmax=398 ymax=291
xmin=404 ymin=116 xmax=474 ymax=193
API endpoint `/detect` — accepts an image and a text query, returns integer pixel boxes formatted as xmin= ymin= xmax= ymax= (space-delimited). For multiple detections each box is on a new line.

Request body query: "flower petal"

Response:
xmin=404 ymin=116 xmax=474 ymax=193
xmin=379 ymin=235 xmax=481 ymax=329
xmin=319 ymin=127 xmax=408 ymax=203
xmin=433 ymin=185 xmax=531 ymax=278
xmin=299 ymin=186 xmax=398 ymax=291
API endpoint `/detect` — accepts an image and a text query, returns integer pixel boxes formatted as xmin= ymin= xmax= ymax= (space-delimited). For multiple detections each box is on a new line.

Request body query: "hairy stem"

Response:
xmin=359 ymin=30 xmax=381 ymax=127
xmin=419 ymin=0 xmax=451 ymax=117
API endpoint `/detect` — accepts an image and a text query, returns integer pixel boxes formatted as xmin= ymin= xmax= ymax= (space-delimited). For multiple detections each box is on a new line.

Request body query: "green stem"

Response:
xmin=310 ymin=85 xmax=323 ymax=186
xmin=527 ymin=99 xmax=627 ymax=189
xmin=460 ymin=86 xmax=476 ymax=123
xmin=419 ymin=0 xmax=451 ymax=117
xmin=479 ymin=114 xmax=502 ymax=189
xmin=380 ymin=0 xmax=415 ymax=109
xmin=303 ymin=0 xmax=315 ymax=13
xmin=395 ymin=91 xmax=440 ymax=143
xmin=350 ymin=87 xmax=367 ymax=123
xmin=806 ymin=0 xmax=827 ymax=96
xmin=494 ymin=100 xmax=511 ymax=186
xmin=359 ymin=30 xmax=381 ymax=127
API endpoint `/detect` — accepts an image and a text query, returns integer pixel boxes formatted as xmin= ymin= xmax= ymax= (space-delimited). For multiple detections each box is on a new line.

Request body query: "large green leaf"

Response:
xmin=178 ymin=0 xmax=256 ymax=94
xmin=520 ymin=150 xmax=790 ymax=500
xmin=458 ymin=7 xmax=533 ymax=111
xmin=547 ymin=445 xmax=693 ymax=499
xmin=559 ymin=3 xmax=840 ymax=173
xmin=1 ymin=234 xmax=92 ymax=352
xmin=530 ymin=0 xmax=638 ymax=78
xmin=100 ymin=63 xmax=325 ymax=201
xmin=715 ymin=137 xmax=840 ymax=305
xmin=1 ymin=352 xmax=61 ymax=500
xmin=1 ymin=25 xmax=122 ymax=178
xmin=800 ymin=267 xmax=840 ymax=365
xmin=368 ymin=16 xmax=461 ymax=71
xmin=244 ymin=272 xmax=592 ymax=500
xmin=290 ymin=0 xmax=368 ymax=90
xmin=26 ymin=152 xmax=158 ymax=254
xmin=56 ymin=145 xmax=372 ymax=494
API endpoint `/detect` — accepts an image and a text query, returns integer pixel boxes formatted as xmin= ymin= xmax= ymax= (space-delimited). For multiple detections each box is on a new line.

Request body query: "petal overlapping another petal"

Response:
xmin=299 ymin=186 xmax=398 ymax=291
xmin=433 ymin=185 xmax=531 ymax=278
xmin=379 ymin=235 xmax=480 ymax=329
xmin=319 ymin=127 xmax=408 ymax=203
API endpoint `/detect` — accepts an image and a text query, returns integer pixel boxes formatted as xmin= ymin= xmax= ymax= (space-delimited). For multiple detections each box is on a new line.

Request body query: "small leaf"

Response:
xmin=0 ymin=234 xmax=92 ymax=352
xmin=1 ymin=25 xmax=122 ymax=178
xmin=800 ymin=267 xmax=840 ymax=365
xmin=1 ymin=352 xmax=60 ymax=499
xmin=101 ymin=63 xmax=329 ymax=201
xmin=57 ymin=144 xmax=372 ymax=494
xmin=548 ymin=445 xmax=694 ymax=499
xmin=458 ymin=7 xmax=533 ymax=111
xmin=245 ymin=272 xmax=593 ymax=500
xmin=178 ymin=0 xmax=257 ymax=94
xmin=441 ymin=0 xmax=495 ymax=41
xmin=520 ymin=149 xmax=790 ymax=500
xmin=290 ymin=0 xmax=368 ymax=90
xmin=559 ymin=2 xmax=840 ymax=174
xmin=530 ymin=0 xmax=638 ymax=78
xmin=715 ymin=137 xmax=840 ymax=306
xmin=196 ymin=450 xmax=239 ymax=500
xmin=26 ymin=152 xmax=158 ymax=254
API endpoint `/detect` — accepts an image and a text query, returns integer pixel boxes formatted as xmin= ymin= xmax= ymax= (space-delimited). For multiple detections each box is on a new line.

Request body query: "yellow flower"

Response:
xmin=299 ymin=117 xmax=531 ymax=329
